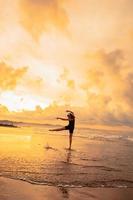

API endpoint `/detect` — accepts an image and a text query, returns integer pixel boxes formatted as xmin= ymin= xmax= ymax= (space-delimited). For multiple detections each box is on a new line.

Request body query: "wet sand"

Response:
xmin=0 ymin=127 xmax=133 ymax=187
xmin=0 ymin=177 xmax=133 ymax=200
xmin=0 ymin=126 xmax=133 ymax=199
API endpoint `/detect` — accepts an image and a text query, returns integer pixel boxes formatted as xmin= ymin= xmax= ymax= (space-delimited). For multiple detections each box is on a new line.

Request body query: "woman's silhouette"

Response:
xmin=49 ymin=110 xmax=75 ymax=150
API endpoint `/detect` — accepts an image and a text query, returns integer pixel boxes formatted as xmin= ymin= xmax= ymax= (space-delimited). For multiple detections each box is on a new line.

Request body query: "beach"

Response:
xmin=1 ymin=177 xmax=133 ymax=200
xmin=0 ymin=125 xmax=133 ymax=199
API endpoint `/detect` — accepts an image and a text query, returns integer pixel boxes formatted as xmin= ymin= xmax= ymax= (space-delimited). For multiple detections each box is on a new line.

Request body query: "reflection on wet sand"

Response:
xmin=58 ymin=151 xmax=72 ymax=199
xmin=59 ymin=187 xmax=69 ymax=199
xmin=66 ymin=150 xmax=72 ymax=163
xmin=56 ymin=150 xmax=73 ymax=199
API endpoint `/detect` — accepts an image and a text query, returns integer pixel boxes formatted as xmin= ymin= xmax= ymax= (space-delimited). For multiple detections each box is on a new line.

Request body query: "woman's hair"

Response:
xmin=67 ymin=112 xmax=75 ymax=118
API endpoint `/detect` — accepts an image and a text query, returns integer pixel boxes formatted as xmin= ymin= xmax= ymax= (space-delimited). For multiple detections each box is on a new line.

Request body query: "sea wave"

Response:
xmin=0 ymin=175 xmax=133 ymax=188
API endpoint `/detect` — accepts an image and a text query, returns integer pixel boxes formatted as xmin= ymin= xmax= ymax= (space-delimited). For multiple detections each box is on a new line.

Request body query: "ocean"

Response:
xmin=0 ymin=124 xmax=133 ymax=188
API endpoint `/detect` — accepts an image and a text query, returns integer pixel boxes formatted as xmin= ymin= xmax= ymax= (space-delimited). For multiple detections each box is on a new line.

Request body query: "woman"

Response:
xmin=49 ymin=110 xmax=75 ymax=150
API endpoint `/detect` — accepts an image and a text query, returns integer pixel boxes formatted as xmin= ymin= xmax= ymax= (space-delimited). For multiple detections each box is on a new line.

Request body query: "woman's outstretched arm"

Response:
xmin=57 ymin=117 xmax=68 ymax=121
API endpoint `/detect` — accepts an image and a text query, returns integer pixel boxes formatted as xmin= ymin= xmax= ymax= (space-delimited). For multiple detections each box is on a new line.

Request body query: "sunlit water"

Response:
xmin=0 ymin=125 xmax=133 ymax=188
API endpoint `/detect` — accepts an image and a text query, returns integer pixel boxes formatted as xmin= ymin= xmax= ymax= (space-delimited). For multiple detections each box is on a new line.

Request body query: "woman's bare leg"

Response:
xmin=49 ymin=127 xmax=66 ymax=131
xmin=69 ymin=133 xmax=73 ymax=150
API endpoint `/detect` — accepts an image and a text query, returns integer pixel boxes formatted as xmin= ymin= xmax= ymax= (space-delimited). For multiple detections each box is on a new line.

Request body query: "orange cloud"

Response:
xmin=20 ymin=0 xmax=68 ymax=39
xmin=58 ymin=68 xmax=75 ymax=89
xmin=59 ymin=68 xmax=69 ymax=81
xmin=0 ymin=104 xmax=10 ymax=120
xmin=0 ymin=62 xmax=27 ymax=90
xmin=81 ymin=49 xmax=133 ymax=117
xmin=67 ymin=80 xmax=75 ymax=89
xmin=0 ymin=104 xmax=9 ymax=114
xmin=24 ymin=77 xmax=45 ymax=95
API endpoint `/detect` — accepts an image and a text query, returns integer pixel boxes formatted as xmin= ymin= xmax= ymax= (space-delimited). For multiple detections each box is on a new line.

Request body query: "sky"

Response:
xmin=0 ymin=0 xmax=133 ymax=125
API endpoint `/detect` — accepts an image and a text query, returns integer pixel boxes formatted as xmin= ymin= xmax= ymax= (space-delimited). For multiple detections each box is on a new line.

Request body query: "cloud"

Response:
xmin=58 ymin=68 xmax=75 ymax=89
xmin=123 ymin=73 xmax=133 ymax=107
xmin=0 ymin=104 xmax=10 ymax=120
xmin=0 ymin=62 xmax=27 ymax=91
xmin=59 ymin=68 xmax=69 ymax=81
xmin=0 ymin=0 xmax=133 ymax=127
xmin=79 ymin=48 xmax=133 ymax=124
xmin=24 ymin=77 xmax=45 ymax=95
xmin=0 ymin=104 xmax=9 ymax=114
xmin=67 ymin=80 xmax=75 ymax=89
xmin=20 ymin=0 xmax=69 ymax=39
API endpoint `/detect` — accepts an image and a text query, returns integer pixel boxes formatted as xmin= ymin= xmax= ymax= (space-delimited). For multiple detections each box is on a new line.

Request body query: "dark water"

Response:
xmin=0 ymin=125 xmax=133 ymax=188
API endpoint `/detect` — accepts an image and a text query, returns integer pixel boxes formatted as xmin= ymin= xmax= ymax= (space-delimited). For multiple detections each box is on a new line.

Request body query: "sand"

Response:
xmin=0 ymin=177 xmax=133 ymax=200
xmin=0 ymin=126 xmax=133 ymax=199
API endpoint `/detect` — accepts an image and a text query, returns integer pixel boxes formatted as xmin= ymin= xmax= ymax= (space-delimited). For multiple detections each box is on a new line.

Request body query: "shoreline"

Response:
xmin=0 ymin=177 xmax=133 ymax=200
xmin=0 ymin=176 xmax=133 ymax=188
